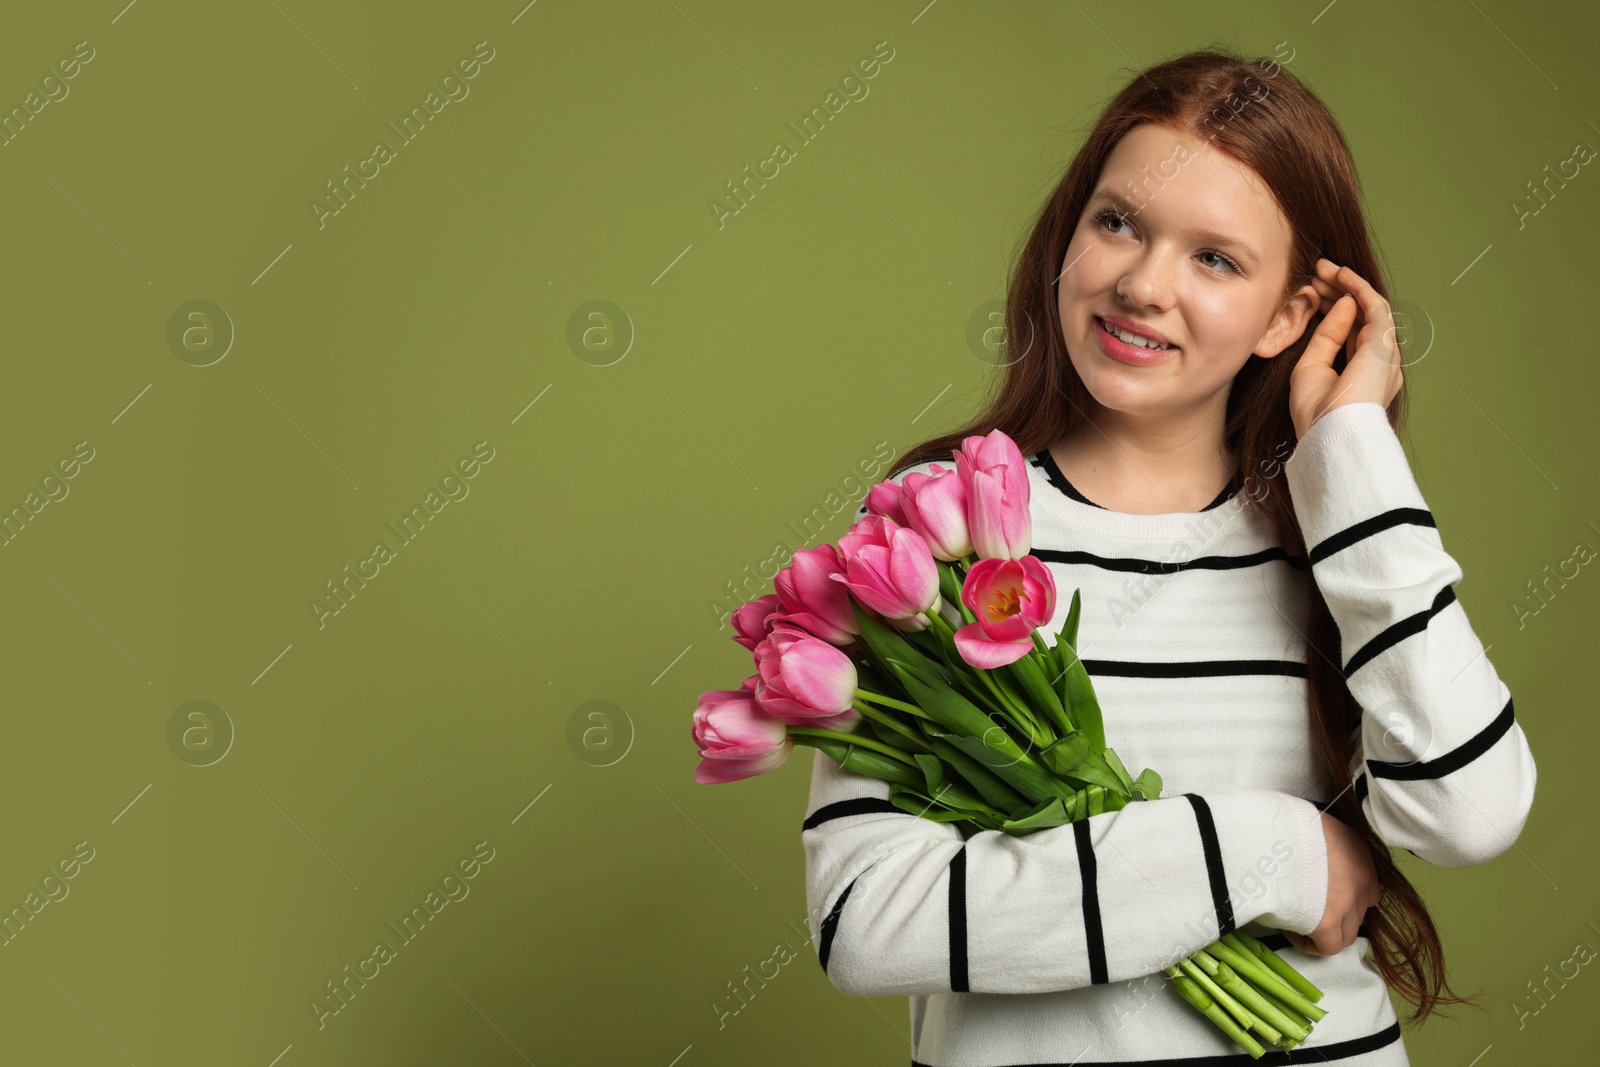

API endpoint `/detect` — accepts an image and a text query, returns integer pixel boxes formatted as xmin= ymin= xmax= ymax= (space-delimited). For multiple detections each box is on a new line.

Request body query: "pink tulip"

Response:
xmin=771 ymin=544 xmax=857 ymax=645
xmin=752 ymin=629 xmax=861 ymax=728
xmin=861 ymin=478 xmax=910 ymax=526
xmin=899 ymin=463 xmax=972 ymax=561
xmin=730 ymin=594 xmax=784 ymax=652
xmin=955 ymin=430 xmax=1032 ymax=559
xmin=832 ymin=515 xmax=940 ymax=631
xmin=691 ymin=688 xmax=794 ymax=784
xmin=954 ymin=555 xmax=1056 ymax=669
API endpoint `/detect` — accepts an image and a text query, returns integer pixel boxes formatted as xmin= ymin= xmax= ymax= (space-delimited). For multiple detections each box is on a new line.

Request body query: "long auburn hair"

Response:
xmin=888 ymin=46 xmax=1471 ymax=1025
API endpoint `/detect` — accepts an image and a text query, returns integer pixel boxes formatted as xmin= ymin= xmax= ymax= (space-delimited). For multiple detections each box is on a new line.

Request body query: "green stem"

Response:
xmin=1210 ymin=939 xmax=1321 ymax=1020
xmin=1165 ymin=968 xmax=1265 ymax=1059
xmin=851 ymin=700 xmax=933 ymax=752
xmin=1179 ymin=958 xmax=1271 ymax=1042
xmin=855 ymin=688 xmax=933 ymax=719
xmin=923 ymin=608 xmax=1049 ymax=743
xmin=1235 ymin=931 xmax=1325 ymax=1005
xmin=786 ymin=726 xmax=918 ymax=766
xmin=1212 ymin=963 xmax=1308 ymax=1044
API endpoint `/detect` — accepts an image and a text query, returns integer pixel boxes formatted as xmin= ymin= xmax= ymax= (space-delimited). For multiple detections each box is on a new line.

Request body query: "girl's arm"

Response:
xmin=1283 ymin=400 xmax=1537 ymax=868
xmin=802 ymin=747 xmax=1330 ymax=998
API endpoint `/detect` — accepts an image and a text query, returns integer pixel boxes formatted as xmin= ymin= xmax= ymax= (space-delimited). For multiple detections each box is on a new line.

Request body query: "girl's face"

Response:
xmin=1056 ymin=122 xmax=1319 ymax=425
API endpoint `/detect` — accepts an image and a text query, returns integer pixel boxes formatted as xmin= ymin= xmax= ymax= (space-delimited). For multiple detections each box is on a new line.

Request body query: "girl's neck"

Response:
xmin=1048 ymin=410 xmax=1237 ymax=515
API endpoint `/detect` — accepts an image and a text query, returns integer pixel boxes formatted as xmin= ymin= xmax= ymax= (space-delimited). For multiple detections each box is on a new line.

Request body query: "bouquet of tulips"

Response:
xmin=690 ymin=430 xmax=1328 ymax=1058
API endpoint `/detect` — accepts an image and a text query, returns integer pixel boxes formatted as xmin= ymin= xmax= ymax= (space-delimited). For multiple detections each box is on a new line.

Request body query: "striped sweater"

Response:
xmin=802 ymin=401 xmax=1537 ymax=1066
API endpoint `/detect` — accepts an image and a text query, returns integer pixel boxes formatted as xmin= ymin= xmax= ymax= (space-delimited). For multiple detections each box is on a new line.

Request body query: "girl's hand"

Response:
xmin=1289 ymin=258 xmax=1405 ymax=441
xmin=1283 ymin=811 xmax=1382 ymax=957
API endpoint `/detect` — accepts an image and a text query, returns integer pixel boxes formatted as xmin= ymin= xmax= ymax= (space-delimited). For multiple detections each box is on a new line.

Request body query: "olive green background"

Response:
xmin=0 ymin=1 xmax=1591 ymax=1064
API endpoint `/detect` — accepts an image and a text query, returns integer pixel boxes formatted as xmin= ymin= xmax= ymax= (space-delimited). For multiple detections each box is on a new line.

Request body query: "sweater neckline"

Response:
xmin=1027 ymin=449 xmax=1250 ymax=542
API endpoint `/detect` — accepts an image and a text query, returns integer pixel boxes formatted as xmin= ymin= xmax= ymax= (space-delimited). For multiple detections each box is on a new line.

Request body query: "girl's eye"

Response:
xmin=1093 ymin=207 xmax=1130 ymax=235
xmin=1092 ymin=207 xmax=1242 ymax=275
xmin=1197 ymin=249 xmax=1241 ymax=274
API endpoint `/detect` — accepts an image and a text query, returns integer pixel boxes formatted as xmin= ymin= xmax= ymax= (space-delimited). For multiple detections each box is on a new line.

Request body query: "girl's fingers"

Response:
xmin=1283 ymin=931 xmax=1320 ymax=956
xmin=1333 ymin=266 xmax=1400 ymax=366
xmin=1301 ymin=293 xmax=1359 ymax=371
xmin=1311 ymin=258 xmax=1348 ymax=313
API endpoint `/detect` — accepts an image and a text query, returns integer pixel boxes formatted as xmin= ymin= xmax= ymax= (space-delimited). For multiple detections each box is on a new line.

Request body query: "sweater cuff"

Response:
xmin=1204 ymin=788 xmax=1329 ymax=937
xmin=1282 ymin=401 xmax=1425 ymax=551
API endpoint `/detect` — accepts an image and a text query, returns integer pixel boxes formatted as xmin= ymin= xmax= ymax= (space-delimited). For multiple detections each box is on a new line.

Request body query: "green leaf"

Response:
xmin=886 ymin=657 xmax=1011 ymax=743
xmin=1102 ymin=747 xmax=1135 ymax=792
xmin=936 ymin=560 xmax=964 ymax=609
xmin=1060 ymin=587 xmax=1083 ymax=649
xmin=864 ymin=713 xmax=934 ymax=755
xmin=1131 ymin=767 xmax=1164 ymax=801
xmin=934 ymin=731 xmax=1076 ymax=805
xmin=1007 ymin=652 xmax=1068 ymax=736
xmin=1039 ymin=732 xmax=1128 ymax=795
xmin=889 ymin=780 xmax=999 ymax=823
xmin=999 ymin=795 xmax=1071 ymax=834
xmin=1086 ymin=785 xmax=1106 ymax=816
xmin=916 ymin=613 xmax=1020 ymax=724
xmin=805 ymin=737 xmax=925 ymax=788
xmin=1040 ymin=730 xmax=1092 ymax=773
xmin=1056 ymin=646 xmax=1107 ymax=755
xmin=1062 ymin=787 xmax=1085 ymax=822
xmin=925 ymin=734 xmax=1029 ymax=812
xmin=861 ymin=713 xmax=936 ymax=756
xmin=851 ymin=602 xmax=947 ymax=688
xmin=1053 ymin=595 xmax=1106 ymax=752
xmin=888 ymin=790 xmax=972 ymax=822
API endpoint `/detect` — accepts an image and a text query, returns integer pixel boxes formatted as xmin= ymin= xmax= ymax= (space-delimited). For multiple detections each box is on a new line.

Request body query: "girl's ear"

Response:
xmin=1254 ymin=282 xmax=1321 ymax=358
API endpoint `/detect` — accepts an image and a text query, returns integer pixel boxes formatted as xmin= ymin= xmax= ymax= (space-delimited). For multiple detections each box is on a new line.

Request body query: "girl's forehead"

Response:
xmin=1096 ymin=125 xmax=1290 ymax=264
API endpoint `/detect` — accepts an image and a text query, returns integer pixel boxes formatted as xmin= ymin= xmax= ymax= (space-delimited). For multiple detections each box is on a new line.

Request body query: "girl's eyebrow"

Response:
xmin=1089 ymin=188 xmax=1261 ymax=269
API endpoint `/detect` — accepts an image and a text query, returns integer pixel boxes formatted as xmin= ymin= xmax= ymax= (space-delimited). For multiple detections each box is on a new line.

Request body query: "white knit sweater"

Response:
xmin=802 ymin=401 xmax=1537 ymax=1066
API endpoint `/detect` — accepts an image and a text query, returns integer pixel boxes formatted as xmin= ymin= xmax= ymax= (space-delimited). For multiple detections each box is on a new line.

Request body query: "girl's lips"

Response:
xmin=1093 ymin=315 xmax=1179 ymax=366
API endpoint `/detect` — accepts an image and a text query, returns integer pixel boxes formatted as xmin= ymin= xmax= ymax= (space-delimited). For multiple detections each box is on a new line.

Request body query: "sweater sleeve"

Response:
xmin=1283 ymin=401 xmax=1537 ymax=868
xmin=802 ymin=747 xmax=1330 ymax=998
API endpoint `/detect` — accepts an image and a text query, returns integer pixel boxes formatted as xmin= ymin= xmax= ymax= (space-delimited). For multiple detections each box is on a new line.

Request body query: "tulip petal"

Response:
xmin=694 ymin=740 xmax=793 ymax=784
xmin=953 ymin=621 xmax=1033 ymax=669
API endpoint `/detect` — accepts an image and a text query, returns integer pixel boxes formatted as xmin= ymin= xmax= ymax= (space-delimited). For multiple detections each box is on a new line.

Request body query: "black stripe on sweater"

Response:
xmin=1030 ymin=545 xmax=1309 ymax=575
xmin=1031 ymin=450 xmax=1240 ymax=513
xmin=1314 ymin=772 xmax=1370 ymax=812
xmin=1308 ymin=506 xmax=1436 ymax=566
xmin=911 ymin=1020 xmax=1402 ymax=1066
xmin=1256 ymin=925 xmax=1373 ymax=952
xmin=1183 ymin=794 xmax=1235 ymax=938
xmin=1084 ymin=658 xmax=1308 ymax=680
xmin=1343 ymin=583 xmax=1456 ymax=678
xmin=802 ymin=796 xmax=906 ymax=830
xmin=948 ymin=845 xmax=969 ymax=992
xmin=1073 ymin=819 xmax=1109 ymax=985
xmin=817 ymin=872 xmax=859 ymax=974
xmin=1369 ymin=695 xmax=1516 ymax=781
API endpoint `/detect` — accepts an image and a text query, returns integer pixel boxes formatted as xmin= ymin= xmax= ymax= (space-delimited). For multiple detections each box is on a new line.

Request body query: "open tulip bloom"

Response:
xmin=691 ymin=430 xmax=1329 ymax=1058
